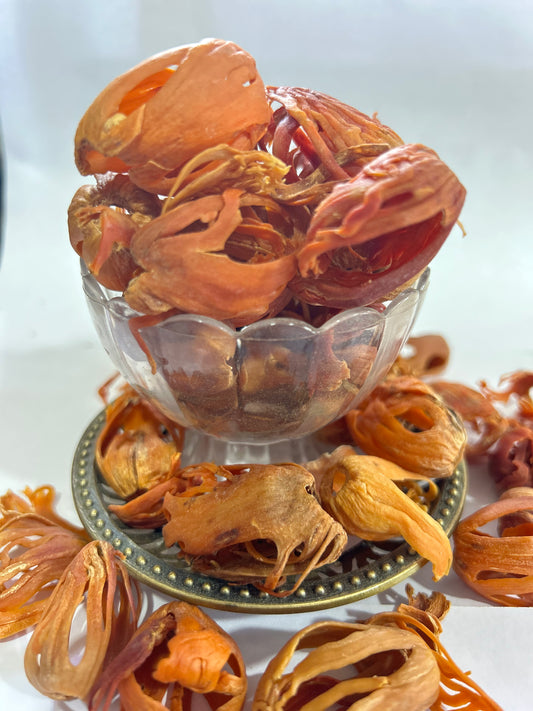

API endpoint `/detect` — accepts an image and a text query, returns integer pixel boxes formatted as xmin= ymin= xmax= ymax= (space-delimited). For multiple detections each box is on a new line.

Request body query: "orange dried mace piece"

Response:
xmin=0 ymin=512 xmax=88 ymax=639
xmin=96 ymin=384 xmax=185 ymax=499
xmin=162 ymin=463 xmax=347 ymax=596
xmin=24 ymin=540 xmax=141 ymax=701
xmin=346 ymin=375 xmax=466 ymax=478
xmin=89 ymin=600 xmax=247 ymax=711
xmin=75 ymin=38 xmax=273 ymax=193
xmin=316 ymin=453 xmax=452 ymax=580
xmin=391 ymin=334 xmax=451 ymax=378
xmin=368 ymin=587 xmax=503 ymax=711
xmin=252 ymin=619 xmax=441 ymax=711
xmin=453 ymin=493 xmax=533 ymax=606
xmin=431 ymin=380 xmax=508 ymax=458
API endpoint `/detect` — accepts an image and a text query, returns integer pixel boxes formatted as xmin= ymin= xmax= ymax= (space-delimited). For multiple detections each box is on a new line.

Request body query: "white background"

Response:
xmin=0 ymin=0 xmax=532 ymax=708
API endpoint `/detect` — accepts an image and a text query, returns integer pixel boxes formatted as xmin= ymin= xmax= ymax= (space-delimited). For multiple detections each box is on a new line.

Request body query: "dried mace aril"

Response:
xmin=24 ymin=540 xmax=141 ymax=701
xmin=316 ymin=452 xmax=452 ymax=580
xmin=346 ymin=375 xmax=466 ymax=478
xmin=89 ymin=600 xmax=247 ymax=711
xmin=162 ymin=462 xmax=347 ymax=596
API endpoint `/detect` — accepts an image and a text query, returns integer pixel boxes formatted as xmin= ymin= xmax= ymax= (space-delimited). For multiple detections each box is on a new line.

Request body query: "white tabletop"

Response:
xmin=0 ymin=1 xmax=532 ymax=708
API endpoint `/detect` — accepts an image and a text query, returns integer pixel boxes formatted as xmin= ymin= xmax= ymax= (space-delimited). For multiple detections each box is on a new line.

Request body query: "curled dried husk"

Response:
xmin=162 ymin=463 xmax=347 ymax=596
xmin=317 ymin=453 xmax=452 ymax=580
xmin=96 ymin=384 xmax=185 ymax=499
xmin=391 ymin=334 xmax=450 ymax=378
xmin=252 ymin=618 xmax=440 ymax=710
xmin=431 ymin=380 xmax=508 ymax=458
xmin=24 ymin=540 xmax=141 ymax=700
xmin=0 ymin=512 xmax=88 ymax=638
xmin=289 ymin=144 xmax=466 ymax=309
xmin=75 ymin=39 xmax=272 ymax=193
xmin=89 ymin=600 xmax=246 ymax=711
xmin=346 ymin=376 xmax=466 ymax=478
xmin=453 ymin=495 xmax=533 ymax=606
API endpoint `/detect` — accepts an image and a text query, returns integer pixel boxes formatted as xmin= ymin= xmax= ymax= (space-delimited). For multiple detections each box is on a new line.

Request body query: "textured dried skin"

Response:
xmin=0 ymin=513 xmax=88 ymax=638
xmin=24 ymin=541 xmax=140 ymax=701
xmin=431 ymin=380 xmax=508 ymax=458
xmin=95 ymin=385 xmax=185 ymax=499
xmin=75 ymin=39 xmax=272 ymax=194
xmin=252 ymin=619 xmax=440 ymax=711
xmin=346 ymin=376 xmax=466 ymax=478
xmin=289 ymin=144 xmax=466 ymax=309
xmin=162 ymin=463 xmax=347 ymax=595
xmin=68 ymin=174 xmax=161 ymax=290
xmin=125 ymin=188 xmax=299 ymax=325
xmin=88 ymin=601 xmax=247 ymax=711
xmin=317 ymin=453 xmax=452 ymax=580
xmin=391 ymin=334 xmax=450 ymax=378
xmin=453 ymin=495 xmax=533 ymax=606
xmin=263 ymin=86 xmax=403 ymax=184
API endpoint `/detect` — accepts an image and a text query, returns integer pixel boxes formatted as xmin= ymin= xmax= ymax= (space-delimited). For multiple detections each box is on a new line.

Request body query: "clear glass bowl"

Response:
xmin=82 ymin=263 xmax=429 ymax=444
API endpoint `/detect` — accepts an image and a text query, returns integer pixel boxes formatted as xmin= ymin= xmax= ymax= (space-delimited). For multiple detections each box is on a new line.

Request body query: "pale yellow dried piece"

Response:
xmin=318 ymin=453 xmax=452 ymax=580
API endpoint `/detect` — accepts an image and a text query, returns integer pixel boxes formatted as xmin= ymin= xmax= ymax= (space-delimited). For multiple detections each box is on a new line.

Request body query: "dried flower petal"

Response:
xmin=162 ymin=463 xmax=347 ymax=595
xmin=346 ymin=376 xmax=466 ymax=478
xmin=89 ymin=601 xmax=246 ymax=711
xmin=24 ymin=540 xmax=141 ymax=700
xmin=453 ymin=495 xmax=533 ymax=606
xmin=317 ymin=453 xmax=452 ymax=580
xmin=96 ymin=385 xmax=185 ymax=498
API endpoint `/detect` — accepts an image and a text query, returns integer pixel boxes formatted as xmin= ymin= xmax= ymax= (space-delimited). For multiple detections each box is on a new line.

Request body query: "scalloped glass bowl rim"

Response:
xmin=81 ymin=262 xmax=431 ymax=338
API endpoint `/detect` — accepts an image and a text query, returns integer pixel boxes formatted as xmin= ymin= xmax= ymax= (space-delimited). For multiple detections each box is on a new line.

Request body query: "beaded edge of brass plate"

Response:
xmin=72 ymin=410 xmax=467 ymax=614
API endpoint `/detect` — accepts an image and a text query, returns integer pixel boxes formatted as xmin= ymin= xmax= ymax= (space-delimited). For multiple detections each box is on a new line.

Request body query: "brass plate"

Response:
xmin=72 ymin=411 xmax=467 ymax=614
